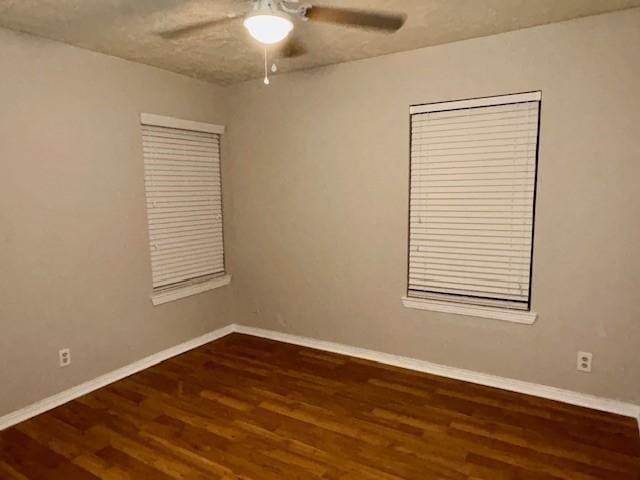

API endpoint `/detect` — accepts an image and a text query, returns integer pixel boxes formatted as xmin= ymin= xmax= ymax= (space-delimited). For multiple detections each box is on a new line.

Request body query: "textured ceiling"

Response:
xmin=1 ymin=0 xmax=639 ymax=85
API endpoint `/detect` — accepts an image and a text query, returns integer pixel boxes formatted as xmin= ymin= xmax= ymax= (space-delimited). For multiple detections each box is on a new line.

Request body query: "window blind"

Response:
xmin=141 ymin=115 xmax=225 ymax=291
xmin=408 ymin=92 xmax=541 ymax=310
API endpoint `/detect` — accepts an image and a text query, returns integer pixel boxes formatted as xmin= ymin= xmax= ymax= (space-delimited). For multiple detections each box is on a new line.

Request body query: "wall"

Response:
xmin=225 ymin=9 xmax=640 ymax=403
xmin=0 ymin=28 xmax=236 ymax=415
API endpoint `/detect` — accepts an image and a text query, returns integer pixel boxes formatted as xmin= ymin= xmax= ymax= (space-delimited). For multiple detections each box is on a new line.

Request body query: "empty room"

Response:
xmin=1 ymin=0 xmax=639 ymax=478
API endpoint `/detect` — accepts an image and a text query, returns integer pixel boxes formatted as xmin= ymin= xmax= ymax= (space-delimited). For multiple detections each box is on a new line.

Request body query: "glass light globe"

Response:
xmin=244 ymin=14 xmax=293 ymax=45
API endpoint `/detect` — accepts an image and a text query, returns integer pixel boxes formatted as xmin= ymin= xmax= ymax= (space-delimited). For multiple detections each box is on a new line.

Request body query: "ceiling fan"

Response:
xmin=158 ymin=0 xmax=407 ymax=53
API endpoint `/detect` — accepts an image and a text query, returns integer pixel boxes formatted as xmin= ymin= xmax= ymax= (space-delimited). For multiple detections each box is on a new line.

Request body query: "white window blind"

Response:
xmin=141 ymin=114 xmax=225 ymax=292
xmin=408 ymin=92 xmax=541 ymax=311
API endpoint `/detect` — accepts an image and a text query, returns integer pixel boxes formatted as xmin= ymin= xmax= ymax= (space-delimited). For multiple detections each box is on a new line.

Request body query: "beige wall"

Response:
xmin=0 ymin=29 xmax=237 ymax=415
xmin=226 ymin=9 xmax=640 ymax=403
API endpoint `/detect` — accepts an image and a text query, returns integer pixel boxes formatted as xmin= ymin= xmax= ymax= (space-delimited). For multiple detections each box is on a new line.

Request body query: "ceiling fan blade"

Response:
xmin=158 ymin=15 xmax=240 ymax=39
xmin=278 ymin=36 xmax=307 ymax=58
xmin=305 ymin=6 xmax=406 ymax=32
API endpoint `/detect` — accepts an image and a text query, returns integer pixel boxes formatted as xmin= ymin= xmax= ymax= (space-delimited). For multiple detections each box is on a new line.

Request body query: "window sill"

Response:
xmin=401 ymin=296 xmax=537 ymax=325
xmin=151 ymin=274 xmax=231 ymax=306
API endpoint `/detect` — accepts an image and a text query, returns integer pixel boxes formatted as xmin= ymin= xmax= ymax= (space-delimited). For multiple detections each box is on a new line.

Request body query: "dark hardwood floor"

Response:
xmin=1 ymin=333 xmax=639 ymax=479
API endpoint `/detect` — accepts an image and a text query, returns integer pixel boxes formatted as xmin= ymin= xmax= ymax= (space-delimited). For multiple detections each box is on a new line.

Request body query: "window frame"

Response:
xmin=403 ymin=92 xmax=541 ymax=324
xmin=140 ymin=113 xmax=231 ymax=306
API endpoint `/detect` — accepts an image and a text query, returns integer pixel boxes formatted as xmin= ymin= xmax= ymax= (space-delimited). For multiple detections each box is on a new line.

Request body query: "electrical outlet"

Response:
xmin=59 ymin=348 xmax=71 ymax=367
xmin=577 ymin=351 xmax=592 ymax=373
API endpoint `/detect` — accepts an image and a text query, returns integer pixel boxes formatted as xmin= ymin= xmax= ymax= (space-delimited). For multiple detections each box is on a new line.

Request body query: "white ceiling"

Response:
xmin=1 ymin=0 xmax=639 ymax=85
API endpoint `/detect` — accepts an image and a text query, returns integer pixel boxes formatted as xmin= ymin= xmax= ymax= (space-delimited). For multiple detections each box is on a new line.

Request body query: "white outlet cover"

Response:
xmin=576 ymin=351 xmax=592 ymax=372
xmin=59 ymin=348 xmax=71 ymax=367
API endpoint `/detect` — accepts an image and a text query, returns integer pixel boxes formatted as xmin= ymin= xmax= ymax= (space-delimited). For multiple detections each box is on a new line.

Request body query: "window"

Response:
xmin=403 ymin=92 xmax=541 ymax=323
xmin=141 ymin=113 xmax=230 ymax=305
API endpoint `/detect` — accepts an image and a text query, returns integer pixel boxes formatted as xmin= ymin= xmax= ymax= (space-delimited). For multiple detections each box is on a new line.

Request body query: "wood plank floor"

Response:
xmin=1 ymin=333 xmax=639 ymax=479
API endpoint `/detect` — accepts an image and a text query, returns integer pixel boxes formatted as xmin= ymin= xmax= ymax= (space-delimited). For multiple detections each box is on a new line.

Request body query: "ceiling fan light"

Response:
xmin=243 ymin=13 xmax=293 ymax=45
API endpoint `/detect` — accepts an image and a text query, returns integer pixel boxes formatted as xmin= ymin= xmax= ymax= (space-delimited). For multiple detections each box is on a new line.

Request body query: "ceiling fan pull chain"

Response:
xmin=263 ymin=47 xmax=270 ymax=85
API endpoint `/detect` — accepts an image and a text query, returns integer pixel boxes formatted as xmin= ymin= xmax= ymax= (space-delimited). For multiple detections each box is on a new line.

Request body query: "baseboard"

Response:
xmin=2 ymin=322 xmax=639 ymax=433
xmin=233 ymin=325 xmax=640 ymax=423
xmin=0 ymin=324 xmax=235 ymax=431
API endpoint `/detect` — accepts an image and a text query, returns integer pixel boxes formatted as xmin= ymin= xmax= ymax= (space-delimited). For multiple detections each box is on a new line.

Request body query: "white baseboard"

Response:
xmin=2 ymin=322 xmax=639 ymax=433
xmin=234 ymin=325 xmax=640 ymax=422
xmin=0 ymin=324 xmax=235 ymax=431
